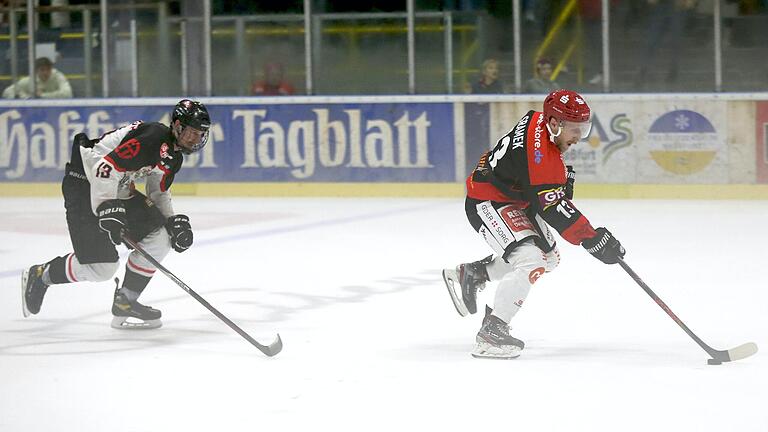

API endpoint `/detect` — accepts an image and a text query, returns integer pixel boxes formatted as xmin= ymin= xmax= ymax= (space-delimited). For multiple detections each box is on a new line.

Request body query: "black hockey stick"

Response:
xmin=618 ymin=258 xmax=757 ymax=364
xmin=122 ymin=234 xmax=283 ymax=357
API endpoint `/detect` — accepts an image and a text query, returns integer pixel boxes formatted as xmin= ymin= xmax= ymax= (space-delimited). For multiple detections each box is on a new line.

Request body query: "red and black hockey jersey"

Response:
xmin=466 ymin=110 xmax=597 ymax=245
xmin=79 ymin=121 xmax=183 ymax=217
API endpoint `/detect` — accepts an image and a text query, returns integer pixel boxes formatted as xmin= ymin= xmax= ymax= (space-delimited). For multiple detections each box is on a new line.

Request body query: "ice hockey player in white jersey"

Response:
xmin=21 ymin=99 xmax=211 ymax=329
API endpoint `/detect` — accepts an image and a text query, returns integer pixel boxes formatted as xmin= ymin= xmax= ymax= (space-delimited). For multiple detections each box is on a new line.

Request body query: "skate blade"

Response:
xmin=471 ymin=341 xmax=522 ymax=360
xmin=442 ymin=269 xmax=469 ymax=317
xmin=21 ymin=269 xmax=30 ymax=318
xmin=111 ymin=316 xmax=162 ymax=330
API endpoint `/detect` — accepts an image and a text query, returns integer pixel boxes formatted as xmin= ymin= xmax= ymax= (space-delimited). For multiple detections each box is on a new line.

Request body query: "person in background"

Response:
xmin=251 ymin=62 xmax=295 ymax=96
xmin=524 ymin=58 xmax=561 ymax=93
xmin=469 ymin=58 xmax=503 ymax=94
xmin=2 ymin=56 xmax=73 ymax=99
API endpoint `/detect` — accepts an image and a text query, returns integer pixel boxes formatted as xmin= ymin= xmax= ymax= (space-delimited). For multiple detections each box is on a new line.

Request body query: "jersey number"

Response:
xmin=556 ymin=200 xmax=576 ymax=218
xmin=96 ymin=162 xmax=112 ymax=179
xmin=488 ymin=136 xmax=511 ymax=169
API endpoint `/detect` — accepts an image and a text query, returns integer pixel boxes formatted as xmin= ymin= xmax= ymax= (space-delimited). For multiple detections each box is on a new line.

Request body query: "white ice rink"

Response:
xmin=1 ymin=196 xmax=766 ymax=432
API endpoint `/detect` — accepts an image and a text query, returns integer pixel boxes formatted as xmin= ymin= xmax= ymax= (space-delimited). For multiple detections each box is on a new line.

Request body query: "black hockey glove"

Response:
xmin=582 ymin=227 xmax=625 ymax=265
xmin=96 ymin=199 xmax=127 ymax=245
xmin=166 ymin=214 xmax=193 ymax=253
xmin=565 ymin=165 xmax=576 ymax=200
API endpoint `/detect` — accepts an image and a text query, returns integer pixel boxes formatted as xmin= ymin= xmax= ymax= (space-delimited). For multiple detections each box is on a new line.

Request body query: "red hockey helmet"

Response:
xmin=543 ymin=89 xmax=592 ymax=139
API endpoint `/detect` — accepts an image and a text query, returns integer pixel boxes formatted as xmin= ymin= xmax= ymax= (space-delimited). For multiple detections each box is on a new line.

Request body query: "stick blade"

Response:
xmin=257 ymin=334 xmax=283 ymax=357
xmin=727 ymin=342 xmax=758 ymax=362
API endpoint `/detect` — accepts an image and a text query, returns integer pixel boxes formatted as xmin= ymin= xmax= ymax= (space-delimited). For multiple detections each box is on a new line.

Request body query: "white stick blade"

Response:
xmin=728 ymin=342 xmax=758 ymax=361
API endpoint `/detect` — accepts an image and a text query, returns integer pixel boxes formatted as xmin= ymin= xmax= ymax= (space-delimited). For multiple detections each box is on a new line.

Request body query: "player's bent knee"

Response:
xmin=501 ymin=243 xmax=548 ymax=285
xmin=141 ymin=227 xmax=172 ymax=259
xmin=82 ymin=261 xmax=120 ymax=282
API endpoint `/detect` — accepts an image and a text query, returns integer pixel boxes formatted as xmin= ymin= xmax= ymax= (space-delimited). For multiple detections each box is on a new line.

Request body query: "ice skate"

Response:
xmin=471 ymin=311 xmax=524 ymax=360
xmin=21 ymin=264 xmax=50 ymax=317
xmin=111 ymin=280 xmax=162 ymax=330
xmin=442 ymin=255 xmax=492 ymax=317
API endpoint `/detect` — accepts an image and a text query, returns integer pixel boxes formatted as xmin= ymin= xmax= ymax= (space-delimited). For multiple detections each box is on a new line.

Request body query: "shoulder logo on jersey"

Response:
xmin=160 ymin=142 xmax=171 ymax=159
xmin=115 ymin=138 xmax=141 ymax=159
xmin=537 ymin=186 xmax=566 ymax=210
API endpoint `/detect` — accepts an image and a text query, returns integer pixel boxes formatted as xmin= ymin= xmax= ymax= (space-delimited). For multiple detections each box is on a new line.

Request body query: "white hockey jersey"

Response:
xmin=79 ymin=121 xmax=183 ymax=217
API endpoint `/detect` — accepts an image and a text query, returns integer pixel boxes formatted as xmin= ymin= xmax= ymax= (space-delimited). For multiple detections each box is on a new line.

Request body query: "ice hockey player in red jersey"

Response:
xmin=21 ymin=99 xmax=211 ymax=329
xmin=442 ymin=89 xmax=626 ymax=359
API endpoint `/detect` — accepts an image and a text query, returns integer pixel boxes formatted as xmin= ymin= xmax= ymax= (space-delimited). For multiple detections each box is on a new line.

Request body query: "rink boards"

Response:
xmin=1 ymin=94 xmax=768 ymax=198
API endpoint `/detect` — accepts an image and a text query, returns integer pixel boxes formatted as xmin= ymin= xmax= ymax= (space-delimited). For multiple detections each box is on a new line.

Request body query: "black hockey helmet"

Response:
xmin=171 ymin=99 xmax=211 ymax=154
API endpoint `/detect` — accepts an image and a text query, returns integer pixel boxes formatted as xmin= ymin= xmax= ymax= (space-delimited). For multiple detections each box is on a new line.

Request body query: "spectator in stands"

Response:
xmin=2 ymin=57 xmax=73 ymax=99
xmin=468 ymin=58 xmax=503 ymax=94
xmin=251 ymin=62 xmax=295 ymax=96
xmin=524 ymin=58 xmax=561 ymax=93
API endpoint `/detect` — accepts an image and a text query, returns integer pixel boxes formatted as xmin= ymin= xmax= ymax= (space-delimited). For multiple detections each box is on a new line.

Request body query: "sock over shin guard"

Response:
xmin=119 ymin=268 xmax=153 ymax=302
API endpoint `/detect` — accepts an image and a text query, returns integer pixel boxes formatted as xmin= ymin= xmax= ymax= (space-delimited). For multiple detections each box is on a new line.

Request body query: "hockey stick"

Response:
xmin=618 ymin=258 xmax=757 ymax=365
xmin=122 ymin=234 xmax=283 ymax=357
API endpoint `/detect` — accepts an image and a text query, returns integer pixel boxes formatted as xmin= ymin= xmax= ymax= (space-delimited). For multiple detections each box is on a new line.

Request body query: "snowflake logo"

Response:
xmin=675 ymin=114 xmax=690 ymax=130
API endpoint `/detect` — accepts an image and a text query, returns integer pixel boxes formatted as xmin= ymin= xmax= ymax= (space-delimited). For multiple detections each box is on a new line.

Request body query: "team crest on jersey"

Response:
xmin=115 ymin=138 xmax=141 ymax=159
xmin=537 ymin=187 xmax=566 ymax=210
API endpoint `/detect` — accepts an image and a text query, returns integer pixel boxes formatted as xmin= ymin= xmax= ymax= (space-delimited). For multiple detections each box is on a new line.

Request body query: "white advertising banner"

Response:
xmin=492 ymin=100 xmax=729 ymax=184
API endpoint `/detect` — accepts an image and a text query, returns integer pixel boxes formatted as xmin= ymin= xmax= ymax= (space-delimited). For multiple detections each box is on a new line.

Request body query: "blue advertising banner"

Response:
xmin=0 ymin=102 xmax=455 ymax=183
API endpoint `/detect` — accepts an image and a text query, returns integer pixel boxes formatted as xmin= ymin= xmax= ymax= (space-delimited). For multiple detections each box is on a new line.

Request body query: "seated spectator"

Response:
xmin=2 ymin=57 xmax=73 ymax=99
xmin=251 ymin=62 xmax=295 ymax=96
xmin=524 ymin=58 xmax=561 ymax=93
xmin=469 ymin=58 xmax=503 ymax=94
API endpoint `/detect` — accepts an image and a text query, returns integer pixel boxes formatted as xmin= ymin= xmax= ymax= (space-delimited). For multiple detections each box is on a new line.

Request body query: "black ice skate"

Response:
xmin=21 ymin=264 xmax=50 ymax=317
xmin=442 ymin=255 xmax=492 ymax=317
xmin=111 ymin=279 xmax=162 ymax=330
xmin=472 ymin=311 xmax=524 ymax=360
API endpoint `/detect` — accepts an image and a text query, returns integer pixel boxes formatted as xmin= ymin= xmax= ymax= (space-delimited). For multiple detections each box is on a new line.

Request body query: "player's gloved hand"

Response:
xmin=565 ymin=165 xmax=576 ymax=200
xmin=582 ymin=227 xmax=625 ymax=264
xmin=96 ymin=199 xmax=127 ymax=245
xmin=166 ymin=214 xmax=193 ymax=253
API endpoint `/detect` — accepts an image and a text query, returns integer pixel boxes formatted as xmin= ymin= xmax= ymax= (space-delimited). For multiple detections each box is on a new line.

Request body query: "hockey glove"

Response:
xmin=166 ymin=214 xmax=193 ymax=253
xmin=582 ymin=227 xmax=625 ymax=264
xmin=565 ymin=165 xmax=576 ymax=200
xmin=96 ymin=199 xmax=127 ymax=245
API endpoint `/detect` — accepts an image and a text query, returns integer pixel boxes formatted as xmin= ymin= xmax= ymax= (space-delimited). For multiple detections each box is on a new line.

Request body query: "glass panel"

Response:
xmin=136 ymin=4 xmax=178 ymax=97
xmin=472 ymin=2 xmax=514 ymax=94
xmin=313 ymin=2 xmax=408 ymax=95
xmin=0 ymin=6 xmax=24 ymax=98
xmin=521 ymin=0 xmax=586 ymax=94
xmin=450 ymin=10 xmax=483 ymax=94
xmin=721 ymin=0 xmax=768 ymax=92
xmin=210 ymin=14 xmax=305 ymax=96
xmin=413 ymin=5 xmax=449 ymax=94
xmin=612 ymin=0 xmax=713 ymax=92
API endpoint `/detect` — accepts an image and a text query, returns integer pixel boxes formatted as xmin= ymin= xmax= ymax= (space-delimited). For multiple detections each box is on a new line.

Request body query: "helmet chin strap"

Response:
xmin=546 ymin=121 xmax=562 ymax=140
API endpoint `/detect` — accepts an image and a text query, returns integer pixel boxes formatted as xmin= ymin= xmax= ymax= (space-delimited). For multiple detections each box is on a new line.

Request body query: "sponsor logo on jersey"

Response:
xmin=537 ymin=187 xmax=565 ymax=210
xmin=479 ymin=203 xmax=510 ymax=245
xmin=498 ymin=205 xmax=534 ymax=232
xmin=533 ymin=114 xmax=544 ymax=164
xmin=528 ymin=267 xmax=545 ymax=284
xmin=115 ymin=138 xmax=141 ymax=159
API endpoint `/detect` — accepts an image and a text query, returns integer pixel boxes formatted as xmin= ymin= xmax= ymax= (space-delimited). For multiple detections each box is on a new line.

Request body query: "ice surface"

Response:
xmin=1 ymin=197 xmax=766 ymax=432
